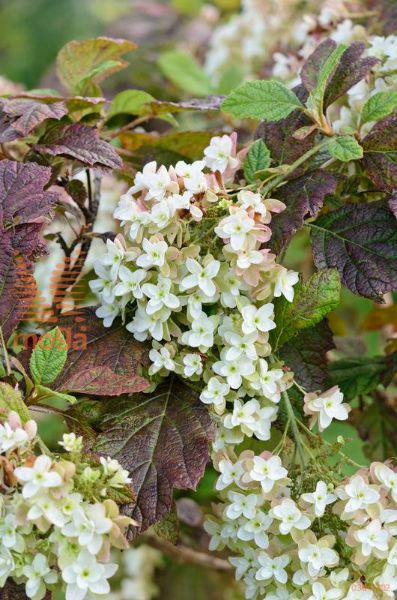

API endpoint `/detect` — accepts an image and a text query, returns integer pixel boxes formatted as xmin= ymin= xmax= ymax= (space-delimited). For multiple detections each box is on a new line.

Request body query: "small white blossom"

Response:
xmin=249 ymin=455 xmax=288 ymax=493
xmin=270 ymin=498 xmax=311 ymax=534
xmin=256 ymin=553 xmax=290 ymax=584
xmin=182 ymin=353 xmax=203 ymax=377
xmin=301 ymin=481 xmax=337 ymax=517
xmin=15 ymin=455 xmax=63 ymax=499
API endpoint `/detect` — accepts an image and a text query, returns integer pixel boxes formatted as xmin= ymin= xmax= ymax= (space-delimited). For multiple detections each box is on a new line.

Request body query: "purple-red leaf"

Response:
xmin=93 ymin=377 xmax=215 ymax=537
xmin=0 ymin=98 xmax=67 ymax=140
xmin=36 ymin=123 xmax=122 ymax=170
xmin=323 ymin=42 xmax=378 ymax=108
xmin=301 ymin=39 xmax=337 ymax=92
xmin=389 ymin=193 xmax=397 ymax=219
xmin=0 ymin=160 xmax=57 ymax=227
xmin=362 ymin=113 xmax=397 ymax=191
xmin=311 ymin=200 xmax=397 ymax=300
xmin=53 ymin=309 xmax=149 ymax=396
xmin=280 ymin=320 xmax=334 ymax=392
xmin=271 ymin=170 xmax=337 ymax=254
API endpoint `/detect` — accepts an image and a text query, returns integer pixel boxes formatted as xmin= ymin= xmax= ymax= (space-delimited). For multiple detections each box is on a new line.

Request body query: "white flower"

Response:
xmin=150 ymin=199 xmax=172 ymax=229
xmin=144 ymin=163 xmax=175 ymax=202
xmin=224 ymin=331 xmax=258 ymax=361
xmin=0 ymin=421 xmax=29 ymax=453
xmin=224 ymin=398 xmax=258 ymax=430
xmin=388 ymin=541 xmax=397 ymax=565
xmin=301 ymin=481 xmax=337 ymax=517
xmin=270 ymin=498 xmax=311 ymax=534
xmin=343 ymin=583 xmax=375 ymax=600
xmin=114 ymin=197 xmax=151 ymax=241
xmin=298 ymin=543 xmax=339 ymax=578
xmin=59 ymin=432 xmax=83 ymax=454
xmin=273 ymin=268 xmax=299 ymax=302
xmin=95 ymin=302 xmax=120 ymax=327
xmin=180 ymin=257 xmax=220 ymax=297
xmin=175 ymin=160 xmax=207 ymax=193
xmin=100 ymin=238 xmax=127 ymax=280
xmin=237 ymin=511 xmax=272 ymax=549
xmin=136 ymin=238 xmax=168 ymax=268
xmin=256 ymin=553 xmax=290 ymax=584
xmin=62 ymin=504 xmax=112 ymax=554
xmin=337 ymin=475 xmax=380 ymax=513
xmin=100 ymin=456 xmax=131 ymax=487
xmin=89 ymin=262 xmax=115 ymax=304
xmin=225 ymin=491 xmax=259 ymax=520
xmin=216 ymin=459 xmax=244 ymax=491
xmin=15 ymin=455 xmax=63 ymax=499
xmin=23 ymin=554 xmax=57 ymax=600
xmin=304 ymin=386 xmax=350 ymax=432
xmin=241 ymin=304 xmax=276 ymax=335
xmin=149 ymin=345 xmax=175 ymax=374
xmin=200 ymin=377 xmax=230 ymax=413
xmin=308 ymin=582 xmax=342 ymax=600
xmin=203 ymin=134 xmax=239 ymax=173
xmin=0 ymin=547 xmax=14 ymax=587
xmin=27 ymin=493 xmax=67 ymax=527
xmin=238 ymin=190 xmax=267 ymax=218
xmin=213 ymin=356 xmax=255 ymax=389
xmin=229 ymin=548 xmax=259 ymax=580
xmin=114 ymin=266 xmax=146 ymax=299
xmin=215 ymin=208 xmax=256 ymax=251
xmin=142 ymin=277 xmax=180 ymax=314
xmin=373 ymin=463 xmax=397 ymax=502
xmin=249 ymin=455 xmax=288 ymax=493
xmin=0 ymin=513 xmax=24 ymax=552
xmin=355 ymin=519 xmax=389 ymax=557
xmin=62 ymin=550 xmax=118 ymax=600
xmin=181 ymin=312 xmax=218 ymax=349
xmin=127 ymin=304 xmax=170 ymax=342
xmin=182 ymin=353 xmax=203 ymax=377
xmin=250 ymin=359 xmax=284 ymax=401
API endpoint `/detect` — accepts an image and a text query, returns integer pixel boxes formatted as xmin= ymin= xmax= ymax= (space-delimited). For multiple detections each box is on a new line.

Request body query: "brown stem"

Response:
xmin=145 ymin=535 xmax=233 ymax=571
xmin=53 ymin=170 xmax=102 ymax=314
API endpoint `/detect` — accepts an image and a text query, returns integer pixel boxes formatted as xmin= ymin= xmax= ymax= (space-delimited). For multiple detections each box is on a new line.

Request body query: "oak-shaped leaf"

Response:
xmin=362 ymin=113 xmax=397 ymax=191
xmin=301 ymin=41 xmax=378 ymax=109
xmin=271 ymin=170 xmax=337 ymax=254
xmin=279 ymin=320 xmax=334 ymax=392
xmin=0 ymin=160 xmax=58 ymax=227
xmin=0 ymin=161 xmax=58 ymax=339
xmin=93 ymin=377 xmax=215 ymax=536
xmin=52 ymin=309 xmax=149 ymax=396
xmin=328 ymin=355 xmax=396 ymax=401
xmin=57 ymin=37 xmax=137 ymax=96
xmin=0 ymin=98 xmax=67 ymax=142
xmin=271 ymin=269 xmax=340 ymax=351
xmin=36 ymin=123 xmax=122 ymax=170
xmin=310 ymin=200 xmax=397 ymax=299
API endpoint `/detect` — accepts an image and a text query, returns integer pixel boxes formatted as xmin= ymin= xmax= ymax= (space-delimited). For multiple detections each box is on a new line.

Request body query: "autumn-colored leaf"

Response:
xmin=36 ymin=123 xmax=122 ymax=170
xmin=0 ymin=98 xmax=67 ymax=140
xmin=93 ymin=377 xmax=215 ymax=536
xmin=52 ymin=309 xmax=149 ymax=396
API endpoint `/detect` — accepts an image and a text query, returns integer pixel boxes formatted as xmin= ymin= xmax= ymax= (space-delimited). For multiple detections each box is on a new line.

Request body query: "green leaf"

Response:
xmin=56 ymin=37 xmax=137 ymax=96
xmin=361 ymin=90 xmax=397 ymax=125
xmin=244 ymin=139 xmax=271 ymax=183
xmin=29 ymin=327 xmax=68 ymax=386
xmin=108 ymin=90 xmax=155 ymax=118
xmin=34 ymin=385 xmax=77 ymax=406
xmin=271 ymin=269 xmax=341 ymax=350
xmin=0 ymin=382 xmax=30 ymax=422
xmin=158 ymin=50 xmax=212 ymax=96
xmin=328 ymin=357 xmax=387 ymax=401
xmin=306 ymin=44 xmax=348 ymax=116
xmin=153 ymin=506 xmax=179 ymax=544
xmin=327 ymin=135 xmax=363 ymax=162
xmin=221 ymin=80 xmax=303 ymax=121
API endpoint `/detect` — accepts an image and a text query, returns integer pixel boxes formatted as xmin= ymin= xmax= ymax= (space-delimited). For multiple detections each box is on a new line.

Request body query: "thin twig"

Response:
xmin=0 ymin=326 xmax=11 ymax=376
xmin=145 ymin=535 xmax=233 ymax=571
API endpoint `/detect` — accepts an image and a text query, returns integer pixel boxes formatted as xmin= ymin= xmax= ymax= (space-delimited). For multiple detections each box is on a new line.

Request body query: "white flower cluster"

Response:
xmin=0 ymin=414 xmax=133 ymax=600
xmin=91 ymin=134 xmax=300 ymax=442
xmin=205 ymin=450 xmax=397 ymax=599
xmin=91 ymin=133 xmax=360 ymax=598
